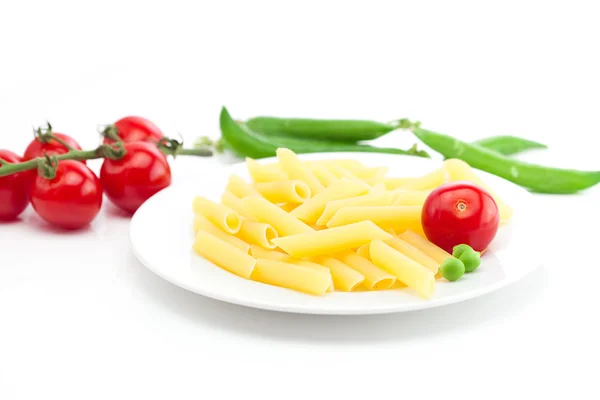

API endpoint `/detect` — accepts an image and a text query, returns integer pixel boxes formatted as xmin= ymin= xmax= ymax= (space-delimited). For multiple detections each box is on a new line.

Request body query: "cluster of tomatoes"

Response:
xmin=0 ymin=116 xmax=172 ymax=229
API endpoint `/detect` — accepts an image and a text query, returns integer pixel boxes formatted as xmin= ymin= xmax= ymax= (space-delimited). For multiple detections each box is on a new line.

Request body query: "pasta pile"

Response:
xmin=191 ymin=148 xmax=512 ymax=299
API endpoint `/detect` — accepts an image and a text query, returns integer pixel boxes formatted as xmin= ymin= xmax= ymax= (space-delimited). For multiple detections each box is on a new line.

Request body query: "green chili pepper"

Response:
xmin=245 ymin=116 xmax=411 ymax=142
xmin=220 ymin=107 xmax=429 ymax=159
xmin=412 ymin=127 xmax=600 ymax=194
xmin=473 ymin=135 xmax=547 ymax=156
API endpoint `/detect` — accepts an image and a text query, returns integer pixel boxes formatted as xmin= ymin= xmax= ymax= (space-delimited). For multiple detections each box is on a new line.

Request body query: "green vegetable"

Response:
xmin=458 ymin=248 xmax=481 ymax=273
xmin=412 ymin=127 xmax=600 ymax=194
xmin=452 ymin=244 xmax=472 ymax=259
xmin=245 ymin=116 xmax=410 ymax=142
xmin=220 ymin=107 xmax=430 ymax=159
xmin=473 ymin=135 xmax=547 ymax=156
xmin=439 ymin=258 xmax=465 ymax=281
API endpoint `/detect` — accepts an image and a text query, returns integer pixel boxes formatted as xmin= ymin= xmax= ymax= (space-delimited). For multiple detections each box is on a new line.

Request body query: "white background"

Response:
xmin=1 ymin=1 xmax=599 ymax=399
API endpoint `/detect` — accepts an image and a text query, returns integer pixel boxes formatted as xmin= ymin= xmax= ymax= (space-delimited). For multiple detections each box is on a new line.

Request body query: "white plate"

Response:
xmin=130 ymin=152 xmax=541 ymax=315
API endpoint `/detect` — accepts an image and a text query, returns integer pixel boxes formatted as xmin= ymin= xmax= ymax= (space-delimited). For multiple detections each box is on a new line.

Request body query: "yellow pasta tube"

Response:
xmin=193 ymin=215 xmax=250 ymax=254
xmin=241 ymin=196 xmax=314 ymax=236
xmin=368 ymin=183 xmax=386 ymax=194
xmin=326 ymin=205 xmax=422 ymax=229
xmin=320 ymin=159 xmax=366 ymax=171
xmin=276 ymin=148 xmax=324 ymax=194
xmin=193 ymin=231 xmax=256 ymax=279
xmin=392 ymin=190 xmax=431 ymax=206
xmin=246 ymin=158 xmax=288 ymax=183
xmin=311 ymin=256 xmax=365 ymax=292
xmin=251 ymin=258 xmax=331 ymax=296
xmin=356 ymin=244 xmax=371 ymax=259
xmin=384 ymin=177 xmax=413 ymax=190
xmin=192 ymin=196 xmax=242 ymax=234
xmin=220 ymin=191 xmax=255 ymax=219
xmin=290 ymin=259 xmax=334 ymax=291
xmin=352 ymin=166 xmax=389 ymax=185
xmin=254 ymin=180 xmax=311 ymax=204
xmin=226 ymin=174 xmax=262 ymax=198
xmin=272 ymin=220 xmax=392 ymax=258
xmin=236 ymin=219 xmax=278 ymax=249
xmin=249 ymin=245 xmax=289 ymax=261
xmin=385 ymin=237 xmax=439 ymax=274
xmin=337 ymin=251 xmax=396 ymax=290
xmin=306 ymin=161 xmax=339 ymax=187
xmin=316 ymin=192 xmax=395 ymax=226
xmin=396 ymin=230 xmax=451 ymax=264
xmin=399 ymin=167 xmax=447 ymax=191
xmin=324 ymin=163 xmax=365 ymax=183
xmin=443 ymin=158 xmax=513 ymax=222
xmin=290 ymin=179 xmax=370 ymax=223
xmin=370 ymin=240 xmax=435 ymax=299
xmin=279 ymin=203 xmax=299 ymax=213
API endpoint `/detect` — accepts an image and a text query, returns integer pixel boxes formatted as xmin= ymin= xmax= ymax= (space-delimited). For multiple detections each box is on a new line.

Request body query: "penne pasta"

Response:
xmin=246 ymin=158 xmax=288 ymax=183
xmin=241 ymin=196 xmax=314 ymax=236
xmin=251 ymin=258 xmax=331 ymax=296
xmin=279 ymin=203 xmax=300 ymax=213
xmin=352 ymin=166 xmax=389 ymax=185
xmin=290 ymin=259 xmax=334 ymax=291
xmin=356 ymin=244 xmax=371 ymax=259
xmin=250 ymin=245 xmax=289 ymax=261
xmin=337 ymin=250 xmax=396 ymax=290
xmin=324 ymin=163 xmax=365 ymax=183
xmin=311 ymin=256 xmax=365 ymax=292
xmin=254 ymin=180 xmax=311 ymax=204
xmin=291 ymin=179 xmax=370 ymax=223
xmin=306 ymin=161 xmax=339 ymax=187
xmin=221 ymin=191 xmax=255 ymax=219
xmin=384 ymin=177 xmax=413 ymax=190
xmin=368 ymin=182 xmax=386 ymax=194
xmin=277 ymin=148 xmax=324 ymax=194
xmin=193 ymin=230 xmax=256 ymax=279
xmin=398 ymin=167 xmax=447 ymax=191
xmin=385 ymin=236 xmax=439 ymax=274
xmin=236 ymin=219 xmax=278 ymax=249
xmin=316 ymin=192 xmax=395 ymax=226
xmin=226 ymin=174 xmax=262 ymax=198
xmin=192 ymin=196 xmax=242 ymax=234
xmin=272 ymin=220 xmax=392 ymax=258
xmin=320 ymin=159 xmax=366 ymax=171
xmin=392 ymin=190 xmax=431 ymax=206
xmin=326 ymin=205 xmax=422 ymax=229
xmin=396 ymin=230 xmax=451 ymax=264
xmin=193 ymin=215 xmax=251 ymax=254
xmin=370 ymin=240 xmax=435 ymax=298
xmin=443 ymin=158 xmax=513 ymax=222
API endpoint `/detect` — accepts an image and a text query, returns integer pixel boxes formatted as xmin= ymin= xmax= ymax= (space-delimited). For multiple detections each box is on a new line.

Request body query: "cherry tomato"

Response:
xmin=100 ymin=142 xmax=171 ymax=213
xmin=104 ymin=116 xmax=164 ymax=144
xmin=0 ymin=150 xmax=33 ymax=221
xmin=30 ymin=160 xmax=103 ymax=229
xmin=421 ymin=181 xmax=499 ymax=253
xmin=24 ymin=132 xmax=85 ymax=163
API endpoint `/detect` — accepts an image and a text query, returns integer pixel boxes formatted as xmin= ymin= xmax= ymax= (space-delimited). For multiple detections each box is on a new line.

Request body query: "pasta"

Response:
xmin=246 ymin=157 xmax=288 ymax=182
xmin=193 ymin=231 xmax=256 ymax=279
xmin=226 ymin=174 xmax=261 ymax=198
xmin=306 ymin=161 xmax=339 ymax=187
xmin=310 ymin=256 xmax=365 ymax=291
xmin=384 ymin=177 xmax=412 ymax=190
xmin=315 ymin=192 xmax=395 ymax=226
xmin=392 ymin=190 xmax=431 ymax=206
xmin=272 ymin=220 xmax=392 ymax=258
xmin=356 ymin=244 xmax=371 ymax=259
xmin=352 ymin=166 xmax=389 ymax=185
xmin=220 ymin=191 xmax=255 ymax=219
xmin=368 ymin=183 xmax=386 ymax=194
xmin=251 ymin=258 xmax=331 ymax=296
xmin=398 ymin=167 xmax=447 ymax=191
xmin=193 ymin=215 xmax=251 ymax=254
xmin=336 ymin=251 xmax=396 ymax=290
xmin=397 ymin=230 xmax=451 ymax=264
xmin=279 ymin=203 xmax=299 ymax=213
xmin=192 ymin=196 xmax=242 ymax=233
xmin=242 ymin=196 xmax=314 ymax=236
xmin=385 ymin=236 xmax=439 ymax=274
xmin=254 ymin=180 xmax=311 ymax=204
xmin=236 ymin=219 xmax=278 ymax=249
xmin=250 ymin=245 xmax=289 ymax=261
xmin=290 ymin=179 xmax=370 ymax=223
xmin=370 ymin=239 xmax=435 ymax=298
xmin=277 ymin=148 xmax=324 ymax=194
xmin=323 ymin=162 xmax=365 ymax=183
xmin=326 ymin=205 xmax=422 ymax=229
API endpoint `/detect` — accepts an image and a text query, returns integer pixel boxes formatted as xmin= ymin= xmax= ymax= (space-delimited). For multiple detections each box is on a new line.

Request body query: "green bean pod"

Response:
xmin=412 ymin=127 xmax=600 ymax=194
xmin=473 ymin=135 xmax=547 ymax=156
xmin=245 ymin=116 xmax=400 ymax=142
xmin=220 ymin=107 xmax=429 ymax=159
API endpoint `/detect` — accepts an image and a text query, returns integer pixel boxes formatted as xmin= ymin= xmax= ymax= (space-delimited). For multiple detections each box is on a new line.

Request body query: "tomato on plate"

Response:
xmin=24 ymin=131 xmax=84 ymax=163
xmin=0 ymin=150 xmax=33 ymax=220
xmin=100 ymin=142 xmax=171 ymax=214
xmin=421 ymin=181 xmax=499 ymax=253
xmin=29 ymin=160 xmax=103 ymax=229
xmin=104 ymin=116 xmax=164 ymax=144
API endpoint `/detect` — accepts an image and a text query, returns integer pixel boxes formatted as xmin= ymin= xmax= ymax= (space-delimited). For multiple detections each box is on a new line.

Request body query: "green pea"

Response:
xmin=460 ymin=249 xmax=481 ymax=273
xmin=440 ymin=258 xmax=465 ymax=281
xmin=452 ymin=244 xmax=472 ymax=259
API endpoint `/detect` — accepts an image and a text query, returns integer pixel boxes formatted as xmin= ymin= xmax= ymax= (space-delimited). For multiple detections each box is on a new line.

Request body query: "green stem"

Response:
xmin=0 ymin=147 xmax=105 ymax=177
xmin=172 ymin=147 xmax=213 ymax=157
xmin=48 ymin=134 xmax=75 ymax=151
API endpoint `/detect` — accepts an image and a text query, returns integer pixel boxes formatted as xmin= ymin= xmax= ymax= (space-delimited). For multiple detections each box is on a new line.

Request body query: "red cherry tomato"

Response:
xmin=30 ymin=160 xmax=103 ymax=229
xmin=104 ymin=116 xmax=164 ymax=144
xmin=100 ymin=142 xmax=171 ymax=213
xmin=24 ymin=132 xmax=85 ymax=163
xmin=0 ymin=150 xmax=33 ymax=221
xmin=421 ymin=181 xmax=499 ymax=253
